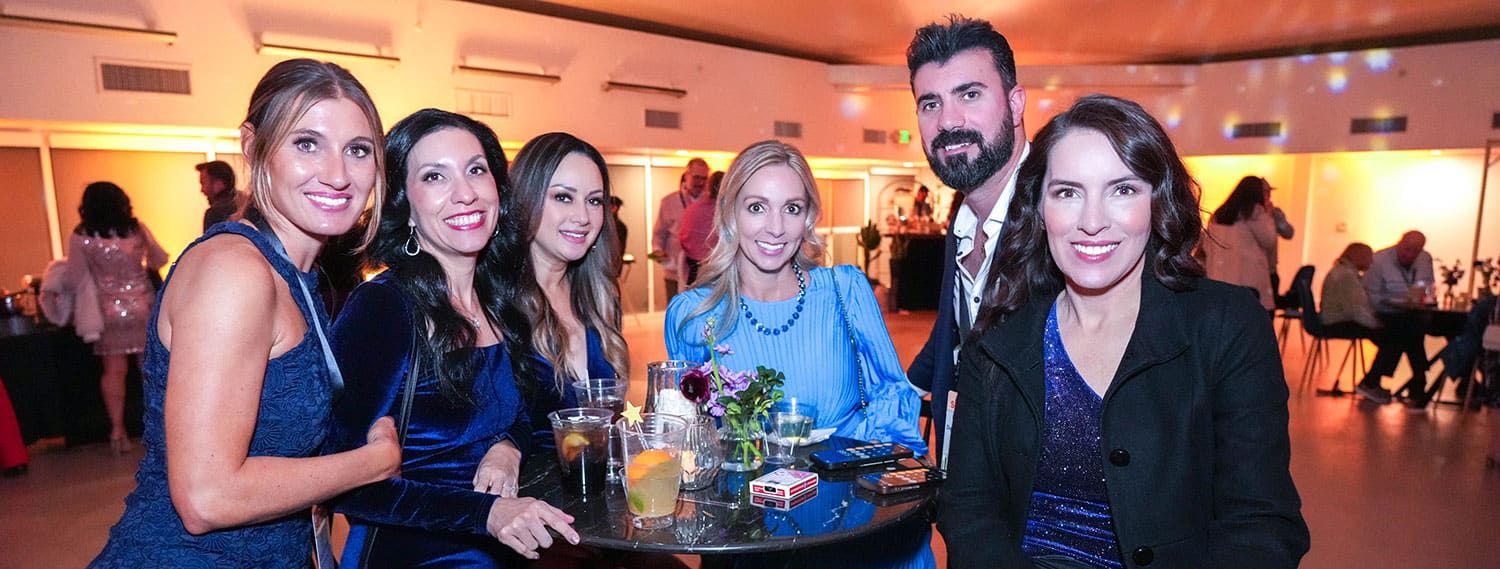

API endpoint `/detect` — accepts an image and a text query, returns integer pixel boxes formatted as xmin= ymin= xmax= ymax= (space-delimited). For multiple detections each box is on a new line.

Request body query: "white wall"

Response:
xmin=0 ymin=0 xmax=926 ymax=161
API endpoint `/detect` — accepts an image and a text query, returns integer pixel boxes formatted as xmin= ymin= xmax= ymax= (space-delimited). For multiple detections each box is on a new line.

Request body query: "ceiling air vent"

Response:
xmin=98 ymin=61 xmax=190 ymax=95
xmin=1350 ymin=116 xmax=1407 ymax=134
xmin=773 ymin=121 xmax=802 ymax=139
xmin=1230 ymin=122 xmax=1283 ymax=139
xmin=645 ymin=109 xmax=681 ymax=129
xmin=863 ymin=129 xmax=886 ymax=144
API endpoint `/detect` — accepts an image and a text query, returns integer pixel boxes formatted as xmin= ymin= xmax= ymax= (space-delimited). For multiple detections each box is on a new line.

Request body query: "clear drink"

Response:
xmin=775 ymin=413 xmax=813 ymax=445
xmin=765 ymin=400 xmax=818 ymax=467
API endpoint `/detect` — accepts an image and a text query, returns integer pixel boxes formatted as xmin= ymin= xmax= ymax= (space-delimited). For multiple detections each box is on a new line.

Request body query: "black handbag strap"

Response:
xmin=396 ymin=326 xmax=421 ymax=442
xmin=357 ymin=323 xmax=421 ymax=567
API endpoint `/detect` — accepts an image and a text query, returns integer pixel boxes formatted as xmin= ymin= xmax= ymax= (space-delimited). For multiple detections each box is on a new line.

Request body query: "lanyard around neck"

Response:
xmin=251 ymin=217 xmax=345 ymax=393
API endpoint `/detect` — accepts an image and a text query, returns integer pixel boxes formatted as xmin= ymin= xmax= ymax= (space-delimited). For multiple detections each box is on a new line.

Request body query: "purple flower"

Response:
xmin=680 ymin=368 xmax=713 ymax=404
xmin=713 ymin=343 xmax=734 ymax=356
xmin=706 ymin=399 xmax=727 ymax=417
xmin=722 ymin=369 xmax=752 ymax=393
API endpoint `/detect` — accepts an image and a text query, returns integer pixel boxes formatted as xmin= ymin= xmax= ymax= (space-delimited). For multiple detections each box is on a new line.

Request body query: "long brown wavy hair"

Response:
xmin=972 ymin=94 xmax=1204 ymax=337
xmin=508 ymin=133 xmax=627 ymax=392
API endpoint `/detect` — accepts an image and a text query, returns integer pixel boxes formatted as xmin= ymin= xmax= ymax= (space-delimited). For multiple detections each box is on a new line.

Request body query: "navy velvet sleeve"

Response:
xmin=327 ymin=278 xmax=498 ymax=536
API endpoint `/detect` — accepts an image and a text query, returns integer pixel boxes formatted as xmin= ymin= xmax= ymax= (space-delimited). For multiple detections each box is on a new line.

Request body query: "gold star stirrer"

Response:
xmin=620 ymin=400 xmax=643 ymax=425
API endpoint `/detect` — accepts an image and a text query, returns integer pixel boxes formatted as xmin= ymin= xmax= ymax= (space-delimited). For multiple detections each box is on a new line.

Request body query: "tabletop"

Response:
xmin=517 ymin=439 xmax=937 ymax=556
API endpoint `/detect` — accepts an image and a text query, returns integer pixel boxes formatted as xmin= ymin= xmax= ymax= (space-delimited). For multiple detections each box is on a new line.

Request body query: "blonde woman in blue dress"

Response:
xmin=664 ymin=140 xmax=932 ymax=569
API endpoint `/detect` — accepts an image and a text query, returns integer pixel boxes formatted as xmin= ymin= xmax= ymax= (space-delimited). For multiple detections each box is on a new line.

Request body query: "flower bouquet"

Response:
xmin=679 ymin=318 xmax=785 ymax=471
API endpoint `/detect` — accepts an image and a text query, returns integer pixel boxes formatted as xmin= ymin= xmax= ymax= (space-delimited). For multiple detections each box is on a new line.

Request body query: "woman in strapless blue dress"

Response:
xmin=90 ymin=59 xmax=403 ymax=567
xmin=328 ymin=109 xmax=579 ymax=568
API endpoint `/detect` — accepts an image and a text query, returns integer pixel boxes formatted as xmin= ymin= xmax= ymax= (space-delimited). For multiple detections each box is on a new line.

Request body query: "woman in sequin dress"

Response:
xmin=943 ymin=95 xmax=1308 ymax=568
xmin=67 ymin=182 xmax=168 ymax=453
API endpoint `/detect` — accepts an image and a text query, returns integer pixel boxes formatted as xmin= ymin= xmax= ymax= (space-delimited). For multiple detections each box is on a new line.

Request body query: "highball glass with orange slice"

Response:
xmin=618 ymin=413 xmax=687 ymax=529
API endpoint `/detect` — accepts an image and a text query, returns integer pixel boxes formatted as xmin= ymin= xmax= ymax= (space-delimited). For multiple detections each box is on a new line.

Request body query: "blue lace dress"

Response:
xmin=91 ymin=223 xmax=336 ymax=567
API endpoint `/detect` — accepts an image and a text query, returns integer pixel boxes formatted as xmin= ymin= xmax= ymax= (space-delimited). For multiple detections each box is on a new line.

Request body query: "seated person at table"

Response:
xmin=941 ymin=95 xmax=1309 ymax=568
xmin=665 ymin=140 xmax=932 ymax=569
xmin=328 ymin=109 xmax=577 ymax=567
xmin=506 ymin=132 xmax=628 ymax=450
xmin=1321 ymin=243 xmax=1381 ymax=331
xmin=1355 ymin=231 xmax=1435 ymax=406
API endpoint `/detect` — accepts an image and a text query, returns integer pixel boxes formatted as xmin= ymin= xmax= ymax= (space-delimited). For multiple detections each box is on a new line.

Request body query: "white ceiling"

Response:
xmin=475 ymin=0 xmax=1500 ymax=65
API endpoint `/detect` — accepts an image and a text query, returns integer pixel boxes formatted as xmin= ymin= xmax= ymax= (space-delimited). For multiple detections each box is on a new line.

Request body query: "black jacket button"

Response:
xmin=1132 ymin=546 xmax=1154 ymax=566
xmin=1109 ymin=448 xmax=1131 ymax=466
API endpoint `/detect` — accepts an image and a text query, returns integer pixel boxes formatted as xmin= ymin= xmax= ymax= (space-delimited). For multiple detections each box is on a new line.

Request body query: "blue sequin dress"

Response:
xmin=91 ymin=223 xmax=335 ymax=567
xmin=1020 ymin=304 xmax=1124 ymax=568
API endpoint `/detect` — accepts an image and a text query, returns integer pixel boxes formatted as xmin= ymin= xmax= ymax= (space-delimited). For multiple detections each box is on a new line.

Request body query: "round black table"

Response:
xmin=518 ymin=439 xmax=937 ymax=563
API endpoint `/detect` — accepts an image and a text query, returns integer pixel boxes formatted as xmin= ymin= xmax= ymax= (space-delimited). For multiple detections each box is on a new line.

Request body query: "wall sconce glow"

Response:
xmin=1326 ymin=68 xmax=1348 ymax=93
xmin=1045 ymin=75 xmax=1060 ymax=91
xmin=839 ymin=94 xmax=869 ymax=119
xmin=1165 ymin=109 xmax=1182 ymax=129
xmin=1037 ymin=98 xmax=1054 ymax=111
xmin=1221 ymin=114 xmax=1239 ymax=140
xmin=1298 ymin=54 xmax=1317 ymax=64
xmin=1363 ymin=49 xmax=1393 ymax=72
xmin=1246 ymin=61 xmax=1265 ymax=86
xmin=1327 ymin=52 xmax=1349 ymax=64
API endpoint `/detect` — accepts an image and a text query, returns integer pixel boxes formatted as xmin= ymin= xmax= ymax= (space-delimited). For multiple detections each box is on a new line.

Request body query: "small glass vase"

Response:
xmin=718 ymin=417 xmax=765 ymax=472
xmin=681 ymin=415 xmax=722 ymax=490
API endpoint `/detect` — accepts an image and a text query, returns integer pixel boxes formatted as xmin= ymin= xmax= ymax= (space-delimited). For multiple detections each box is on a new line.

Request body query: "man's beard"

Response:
xmin=925 ymin=123 xmax=1015 ymax=193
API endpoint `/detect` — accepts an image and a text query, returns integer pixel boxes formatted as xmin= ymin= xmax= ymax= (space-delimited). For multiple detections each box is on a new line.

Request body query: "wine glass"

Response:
xmin=766 ymin=399 xmax=817 ymax=467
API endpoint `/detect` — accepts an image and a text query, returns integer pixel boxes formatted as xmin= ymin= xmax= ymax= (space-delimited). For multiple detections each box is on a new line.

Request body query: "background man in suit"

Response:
xmin=905 ymin=15 xmax=1030 ymax=467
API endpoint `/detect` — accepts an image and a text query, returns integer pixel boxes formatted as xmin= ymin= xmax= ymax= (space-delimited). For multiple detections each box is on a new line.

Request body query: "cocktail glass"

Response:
xmin=766 ymin=399 xmax=818 ymax=467
xmin=573 ymin=378 xmax=628 ymax=481
xmin=547 ymin=407 xmax=614 ymax=494
xmin=618 ymin=413 xmax=687 ymax=529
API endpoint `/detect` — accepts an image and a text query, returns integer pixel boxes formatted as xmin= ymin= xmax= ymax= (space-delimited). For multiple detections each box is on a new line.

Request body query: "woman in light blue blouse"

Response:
xmin=664 ymin=140 xmax=932 ymax=569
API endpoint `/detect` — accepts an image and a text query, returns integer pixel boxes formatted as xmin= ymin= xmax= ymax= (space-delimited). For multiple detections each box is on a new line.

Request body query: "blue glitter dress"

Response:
xmin=1020 ymin=305 xmax=1124 ymax=568
xmin=91 ymin=222 xmax=334 ymax=567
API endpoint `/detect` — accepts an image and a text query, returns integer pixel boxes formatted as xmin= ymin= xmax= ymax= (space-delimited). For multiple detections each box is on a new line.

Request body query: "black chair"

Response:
xmin=1294 ymin=275 xmax=1374 ymax=395
xmin=1276 ymin=265 xmax=1314 ymax=354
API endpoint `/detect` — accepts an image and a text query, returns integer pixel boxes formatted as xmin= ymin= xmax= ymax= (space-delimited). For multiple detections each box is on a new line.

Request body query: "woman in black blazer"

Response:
xmin=940 ymin=95 xmax=1309 ymax=569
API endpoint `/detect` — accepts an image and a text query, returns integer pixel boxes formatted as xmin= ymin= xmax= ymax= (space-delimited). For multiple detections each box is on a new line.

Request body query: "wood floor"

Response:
xmin=2 ymin=311 xmax=1497 ymax=568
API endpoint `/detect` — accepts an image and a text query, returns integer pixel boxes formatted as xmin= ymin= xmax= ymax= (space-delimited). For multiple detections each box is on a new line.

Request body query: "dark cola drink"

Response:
xmin=548 ymin=408 xmax=614 ymax=493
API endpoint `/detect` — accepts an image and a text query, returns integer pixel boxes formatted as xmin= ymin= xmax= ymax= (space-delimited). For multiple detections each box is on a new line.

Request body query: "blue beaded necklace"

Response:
xmin=739 ymin=262 xmax=806 ymax=336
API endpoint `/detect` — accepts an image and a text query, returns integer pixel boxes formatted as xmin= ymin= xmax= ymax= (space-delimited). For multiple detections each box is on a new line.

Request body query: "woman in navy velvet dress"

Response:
xmin=506 ymin=133 xmax=629 ymax=448
xmin=91 ymin=59 xmax=403 ymax=567
xmin=664 ymin=140 xmax=933 ymax=569
xmin=327 ymin=109 xmax=579 ymax=568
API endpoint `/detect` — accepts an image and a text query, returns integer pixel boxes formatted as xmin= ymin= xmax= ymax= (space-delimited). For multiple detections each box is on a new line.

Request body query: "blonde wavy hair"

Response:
xmin=679 ymin=140 xmax=826 ymax=341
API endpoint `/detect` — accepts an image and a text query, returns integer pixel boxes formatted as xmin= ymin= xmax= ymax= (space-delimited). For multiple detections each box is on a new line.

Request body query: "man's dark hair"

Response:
xmin=195 ymin=160 xmax=236 ymax=190
xmin=906 ymin=14 xmax=1017 ymax=91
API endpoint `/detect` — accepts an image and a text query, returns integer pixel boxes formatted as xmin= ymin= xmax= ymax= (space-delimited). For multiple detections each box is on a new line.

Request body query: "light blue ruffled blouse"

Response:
xmin=664 ymin=264 xmax=928 ymax=456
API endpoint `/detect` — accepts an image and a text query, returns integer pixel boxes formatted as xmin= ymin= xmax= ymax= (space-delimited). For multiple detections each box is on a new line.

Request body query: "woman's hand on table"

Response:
xmin=486 ymin=497 xmax=579 ymax=559
xmin=473 ymin=440 xmax=522 ymax=497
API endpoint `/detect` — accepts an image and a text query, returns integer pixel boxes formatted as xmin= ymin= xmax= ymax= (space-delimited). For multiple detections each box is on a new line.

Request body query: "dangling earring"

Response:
xmin=403 ymin=226 xmax=421 ymax=256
